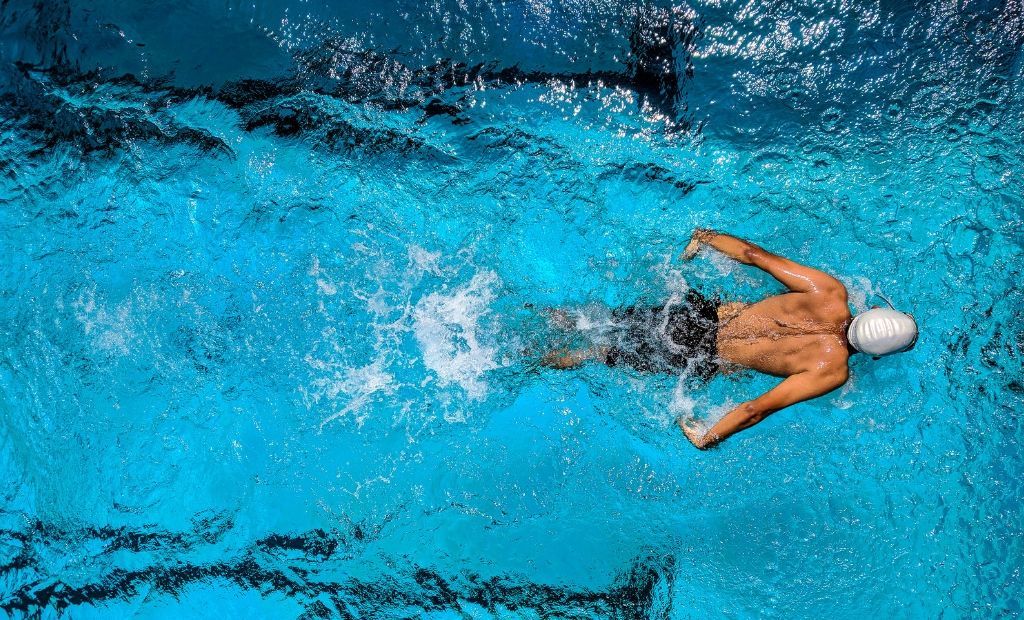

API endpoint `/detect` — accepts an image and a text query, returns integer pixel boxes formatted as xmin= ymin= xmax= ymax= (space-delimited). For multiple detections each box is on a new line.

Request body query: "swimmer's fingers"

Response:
xmin=677 ymin=417 xmax=717 ymax=450
xmin=681 ymin=237 xmax=701 ymax=260
xmin=676 ymin=415 xmax=700 ymax=434
xmin=676 ymin=417 xmax=704 ymax=445
xmin=681 ymin=229 xmax=712 ymax=260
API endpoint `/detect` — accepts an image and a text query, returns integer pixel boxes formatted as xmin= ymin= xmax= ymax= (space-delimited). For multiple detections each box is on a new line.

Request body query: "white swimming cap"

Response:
xmin=847 ymin=308 xmax=918 ymax=356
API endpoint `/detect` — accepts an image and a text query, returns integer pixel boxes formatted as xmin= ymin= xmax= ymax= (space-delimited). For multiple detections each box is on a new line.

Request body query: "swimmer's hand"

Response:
xmin=681 ymin=228 xmax=715 ymax=260
xmin=677 ymin=417 xmax=715 ymax=450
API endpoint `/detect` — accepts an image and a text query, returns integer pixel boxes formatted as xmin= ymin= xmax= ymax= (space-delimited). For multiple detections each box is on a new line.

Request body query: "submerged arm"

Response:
xmin=683 ymin=229 xmax=843 ymax=294
xmin=678 ymin=368 xmax=848 ymax=450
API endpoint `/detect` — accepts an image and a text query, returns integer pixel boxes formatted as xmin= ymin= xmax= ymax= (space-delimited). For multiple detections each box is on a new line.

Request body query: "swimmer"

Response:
xmin=542 ymin=229 xmax=918 ymax=450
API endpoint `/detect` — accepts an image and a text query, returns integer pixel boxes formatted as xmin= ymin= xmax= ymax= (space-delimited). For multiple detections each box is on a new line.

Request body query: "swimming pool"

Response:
xmin=1 ymin=0 xmax=1021 ymax=617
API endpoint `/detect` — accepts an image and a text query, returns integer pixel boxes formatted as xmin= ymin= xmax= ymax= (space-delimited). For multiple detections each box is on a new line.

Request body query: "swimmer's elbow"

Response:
xmin=741 ymin=246 xmax=765 ymax=265
xmin=819 ymin=365 xmax=849 ymax=390
xmin=822 ymin=281 xmax=848 ymax=300
xmin=740 ymin=402 xmax=771 ymax=425
xmin=833 ymin=366 xmax=850 ymax=386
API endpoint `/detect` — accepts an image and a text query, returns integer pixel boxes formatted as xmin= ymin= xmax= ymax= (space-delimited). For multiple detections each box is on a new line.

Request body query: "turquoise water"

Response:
xmin=1 ymin=0 xmax=1022 ymax=617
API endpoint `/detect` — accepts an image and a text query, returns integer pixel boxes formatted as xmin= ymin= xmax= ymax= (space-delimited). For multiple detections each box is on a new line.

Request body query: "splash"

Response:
xmin=70 ymin=286 xmax=138 ymax=358
xmin=412 ymin=270 xmax=503 ymax=404
xmin=307 ymin=357 xmax=396 ymax=430
xmin=668 ymin=378 xmax=697 ymax=423
xmin=841 ymin=275 xmax=879 ymax=313
xmin=308 ymin=255 xmax=338 ymax=296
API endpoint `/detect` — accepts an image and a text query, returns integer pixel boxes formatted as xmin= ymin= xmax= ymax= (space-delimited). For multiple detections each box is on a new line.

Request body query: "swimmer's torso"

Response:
xmin=716 ymin=292 xmax=852 ymax=377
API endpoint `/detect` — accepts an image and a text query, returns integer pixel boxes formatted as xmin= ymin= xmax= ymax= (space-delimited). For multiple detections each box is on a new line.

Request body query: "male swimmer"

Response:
xmin=542 ymin=229 xmax=918 ymax=450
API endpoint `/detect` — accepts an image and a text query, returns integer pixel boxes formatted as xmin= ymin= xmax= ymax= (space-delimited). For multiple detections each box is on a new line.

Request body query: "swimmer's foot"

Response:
xmin=541 ymin=348 xmax=582 ymax=369
xmin=545 ymin=308 xmax=575 ymax=330
xmin=540 ymin=346 xmax=609 ymax=370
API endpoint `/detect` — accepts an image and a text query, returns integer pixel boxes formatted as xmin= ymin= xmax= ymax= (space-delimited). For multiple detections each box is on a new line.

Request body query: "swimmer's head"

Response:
xmin=847 ymin=307 xmax=918 ymax=357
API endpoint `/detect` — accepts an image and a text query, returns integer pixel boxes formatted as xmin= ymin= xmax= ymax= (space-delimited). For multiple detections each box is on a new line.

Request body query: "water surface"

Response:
xmin=1 ymin=0 xmax=1022 ymax=617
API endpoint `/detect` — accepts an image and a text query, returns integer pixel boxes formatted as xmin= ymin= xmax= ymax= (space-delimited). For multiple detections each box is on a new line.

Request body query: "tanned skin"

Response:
xmin=676 ymin=229 xmax=853 ymax=449
xmin=542 ymin=229 xmax=855 ymax=449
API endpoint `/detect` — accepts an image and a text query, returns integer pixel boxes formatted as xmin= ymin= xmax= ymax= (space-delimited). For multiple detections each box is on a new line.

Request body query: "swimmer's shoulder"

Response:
xmin=805 ymin=336 xmax=851 ymax=384
xmin=799 ymin=278 xmax=850 ymax=322
xmin=807 ymin=276 xmax=848 ymax=302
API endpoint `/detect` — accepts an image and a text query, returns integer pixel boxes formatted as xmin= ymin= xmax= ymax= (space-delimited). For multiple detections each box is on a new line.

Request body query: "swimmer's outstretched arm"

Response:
xmin=683 ymin=229 xmax=843 ymax=294
xmin=678 ymin=367 xmax=847 ymax=449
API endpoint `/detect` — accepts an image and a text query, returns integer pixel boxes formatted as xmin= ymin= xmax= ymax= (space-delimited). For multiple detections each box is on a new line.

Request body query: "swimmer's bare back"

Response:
xmin=678 ymin=230 xmax=851 ymax=449
xmin=539 ymin=229 xmax=855 ymax=449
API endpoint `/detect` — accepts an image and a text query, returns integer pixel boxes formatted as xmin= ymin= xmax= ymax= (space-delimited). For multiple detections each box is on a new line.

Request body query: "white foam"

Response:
xmin=707 ymin=249 xmax=740 ymax=277
xmin=570 ymin=306 xmax=616 ymax=333
xmin=412 ymin=270 xmax=503 ymax=402
xmin=841 ymin=275 xmax=878 ymax=313
xmin=830 ymin=371 xmax=859 ymax=410
xmin=407 ymin=244 xmax=442 ymax=276
xmin=71 ymin=287 xmax=137 ymax=357
xmin=667 ymin=380 xmax=713 ymax=440
xmin=672 ymin=376 xmax=738 ymax=431
xmin=307 ymin=357 xmax=396 ymax=430
xmin=655 ymin=251 xmax=692 ymax=298
xmin=668 ymin=379 xmax=697 ymax=422
xmin=309 ymin=255 xmax=338 ymax=296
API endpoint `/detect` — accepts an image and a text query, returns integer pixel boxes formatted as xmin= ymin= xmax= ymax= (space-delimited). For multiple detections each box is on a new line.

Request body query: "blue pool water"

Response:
xmin=1 ymin=0 xmax=1022 ymax=617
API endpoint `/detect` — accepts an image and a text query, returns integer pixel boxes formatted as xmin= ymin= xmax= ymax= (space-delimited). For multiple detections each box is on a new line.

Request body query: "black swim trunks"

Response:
xmin=605 ymin=289 xmax=720 ymax=381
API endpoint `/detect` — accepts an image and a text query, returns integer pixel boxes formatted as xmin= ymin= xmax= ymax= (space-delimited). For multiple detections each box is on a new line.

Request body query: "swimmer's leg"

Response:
xmin=536 ymin=305 xmax=616 ymax=368
xmin=545 ymin=307 xmax=576 ymax=330
xmin=541 ymin=346 xmax=610 ymax=370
